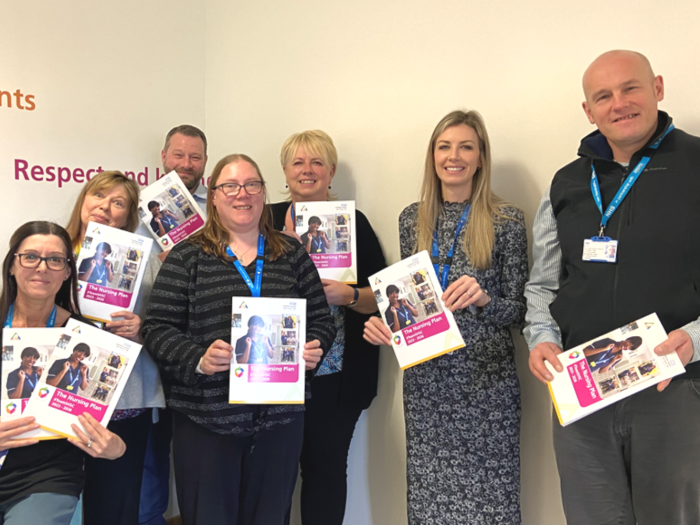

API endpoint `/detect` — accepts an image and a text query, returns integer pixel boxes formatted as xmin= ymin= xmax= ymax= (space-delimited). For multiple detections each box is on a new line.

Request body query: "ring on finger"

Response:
xmin=87 ymin=439 xmax=93 ymax=449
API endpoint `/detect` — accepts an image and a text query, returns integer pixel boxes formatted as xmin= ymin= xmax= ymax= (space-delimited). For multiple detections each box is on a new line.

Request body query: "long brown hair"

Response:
xmin=416 ymin=110 xmax=516 ymax=269
xmin=0 ymin=221 xmax=81 ymax=323
xmin=65 ymin=171 xmax=140 ymax=250
xmin=188 ymin=154 xmax=290 ymax=260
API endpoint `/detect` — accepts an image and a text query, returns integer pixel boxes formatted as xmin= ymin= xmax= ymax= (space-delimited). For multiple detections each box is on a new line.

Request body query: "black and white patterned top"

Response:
xmin=142 ymin=239 xmax=337 ymax=436
xmin=398 ymin=200 xmax=528 ymax=525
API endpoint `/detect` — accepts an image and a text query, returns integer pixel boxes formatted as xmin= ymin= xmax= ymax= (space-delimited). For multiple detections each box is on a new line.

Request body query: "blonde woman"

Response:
xmin=271 ymin=130 xmax=386 ymax=525
xmin=364 ymin=110 xmax=528 ymax=524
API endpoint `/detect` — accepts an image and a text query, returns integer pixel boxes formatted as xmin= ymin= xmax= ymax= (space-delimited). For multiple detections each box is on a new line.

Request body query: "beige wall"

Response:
xmin=4 ymin=1 xmax=700 ymax=524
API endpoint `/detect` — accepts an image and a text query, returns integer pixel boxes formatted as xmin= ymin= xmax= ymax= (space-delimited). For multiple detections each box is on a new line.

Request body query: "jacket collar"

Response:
xmin=577 ymin=111 xmax=673 ymax=163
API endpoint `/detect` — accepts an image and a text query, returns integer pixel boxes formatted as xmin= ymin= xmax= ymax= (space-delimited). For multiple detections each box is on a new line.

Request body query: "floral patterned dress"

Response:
xmin=398 ymin=201 xmax=528 ymax=525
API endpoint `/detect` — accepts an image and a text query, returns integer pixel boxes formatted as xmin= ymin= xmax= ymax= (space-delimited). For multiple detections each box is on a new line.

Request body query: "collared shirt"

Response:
xmin=523 ymin=186 xmax=700 ymax=365
xmin=192 ymin=182 xmax=208 ymax=219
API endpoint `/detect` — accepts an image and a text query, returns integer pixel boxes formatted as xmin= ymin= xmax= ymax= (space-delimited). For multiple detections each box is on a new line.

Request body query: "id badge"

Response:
xmin=582 ymin=236 xmax=618 ymax=263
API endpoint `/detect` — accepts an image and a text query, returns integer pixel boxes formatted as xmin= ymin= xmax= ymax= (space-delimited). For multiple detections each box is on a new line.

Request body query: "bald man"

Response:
xmin=524 ymin=50 xmax=700 ymax=524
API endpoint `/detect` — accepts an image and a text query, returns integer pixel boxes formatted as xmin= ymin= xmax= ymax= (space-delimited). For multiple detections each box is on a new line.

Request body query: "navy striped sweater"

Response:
xmin=142 ymin=239 xmax=336 ymax=435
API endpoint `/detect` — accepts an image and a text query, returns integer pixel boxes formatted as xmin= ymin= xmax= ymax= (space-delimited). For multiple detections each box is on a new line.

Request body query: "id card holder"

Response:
xmin=582 ymin=236 xmax=618 ymax=263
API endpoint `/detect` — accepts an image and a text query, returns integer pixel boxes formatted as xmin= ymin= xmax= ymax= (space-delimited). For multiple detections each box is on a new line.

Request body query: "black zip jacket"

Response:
xmin=549 ymin=111 xmax=700 ymax=378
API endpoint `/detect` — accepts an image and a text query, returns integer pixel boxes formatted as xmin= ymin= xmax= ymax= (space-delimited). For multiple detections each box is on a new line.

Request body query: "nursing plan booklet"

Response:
xmin=1 ymin=328 xmax=64 ymax=440
xmin=546 ymin=313 xmax=685 ymax=426
xmin=138 ymin=171 xmax=205 ymax=251
xmin=76 ymin=222 xmax=153 ymax=324
xmin=369 ymin=250 xmax=465 ymax=369
xmin=23 ymin=319 xmax=142 ymax=438
xmin=294 ymin=200 xmax=357 ymax=283
xmin=229 ymin=297 xmax=306 ymax=404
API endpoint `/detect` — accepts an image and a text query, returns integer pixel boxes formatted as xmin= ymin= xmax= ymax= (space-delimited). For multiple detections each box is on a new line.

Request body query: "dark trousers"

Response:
xmin=553 ymin=378 xmax=700 ymax=525
xmin=83 ymin=410 xmax=151 ymax=525
xmin=173 ymin=410 xmax=304 ymax=525
xmin=298 ymin=373 xmax=364 ymax=525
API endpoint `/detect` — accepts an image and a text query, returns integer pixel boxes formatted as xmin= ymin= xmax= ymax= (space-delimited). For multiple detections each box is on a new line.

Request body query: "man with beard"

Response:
xmin=137 ymin=124 xmax=208 ymax=525
xmin=160 ymin=125 xmax=209 ymax=214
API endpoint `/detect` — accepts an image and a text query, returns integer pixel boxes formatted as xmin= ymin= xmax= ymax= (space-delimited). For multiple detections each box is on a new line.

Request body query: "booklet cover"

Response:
xmin=24 ymin=319 xmax=142 ymax=438
xmin=369 ymin=250 xmax=465 ymax=369
xmin=546 ymin=313 xmax=686 ymax=426
xmin=294 ymin=200 xmax=357 ymax=283
xmin=138 ymin=171 xmax=205 ymax=251
xmin=1 ymin=328 xmax=63 ymax=440
xmin=229 ymin=297 xmax=306 ymax=405
xmin=76 ymin=222 xmax=153 ymax=324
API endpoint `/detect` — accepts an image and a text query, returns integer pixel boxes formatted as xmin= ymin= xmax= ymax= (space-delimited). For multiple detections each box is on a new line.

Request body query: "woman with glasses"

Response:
xmin=65 ymin=171 xmax=165 ymax=525
xmin=271 ymin=130 xmax=386 ymax=525
xmin=0 ymin=221 xmax=126 ymax=525
xmin=363 ymin=111 xmax=528 ymax=524
xmin=142 ymin=154 xmax=337 ymax=525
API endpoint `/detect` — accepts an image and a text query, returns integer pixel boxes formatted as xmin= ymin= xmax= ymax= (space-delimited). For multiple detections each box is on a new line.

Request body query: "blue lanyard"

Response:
xmin=66 ymin=365 xmax=80 ymax=388
xmin=24 ymin=371 xmax=38 ymax=391
xmin=591 ymin=125 xmax=674 ymax=235
xmin=396 ymin=304 xmax=410 ymax=321
xmin=226 ymin=234 xmax=265 ymax=297
xmin=290 ymin=203 xmax=296 ymax=227
xmin=311 ymin=234 xmax=323 ymax=251
xmin=432 ymin=204 xmax=470 ymax=290
xmin=96 ymin=263 xmax=106 ymax=281
xmin=4 ymin=304 xmax=57 ymax=328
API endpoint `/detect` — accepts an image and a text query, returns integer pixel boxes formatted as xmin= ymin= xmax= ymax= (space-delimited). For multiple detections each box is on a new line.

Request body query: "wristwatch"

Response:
xmin=347 ymin=287 xmax=359 ymax=308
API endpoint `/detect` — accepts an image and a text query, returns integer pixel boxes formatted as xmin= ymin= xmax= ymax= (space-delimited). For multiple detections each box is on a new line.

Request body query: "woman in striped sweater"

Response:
xmin=142 ymin=154 xmax=336 ymax=525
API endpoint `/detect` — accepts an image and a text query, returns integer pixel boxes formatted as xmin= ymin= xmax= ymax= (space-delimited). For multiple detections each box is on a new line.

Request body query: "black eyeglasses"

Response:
xmin=15 ymin=253 xmax=69 ymax=271
xmin=213 ymin=181 xmax=265 ymax=197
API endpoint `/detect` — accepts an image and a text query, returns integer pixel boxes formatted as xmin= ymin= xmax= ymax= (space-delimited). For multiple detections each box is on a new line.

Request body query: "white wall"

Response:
xmin=4 ymin=1 xmax=700 ymax=524
xmin=1 ymin=0 xmax=206 ymax=229
xmin=204 ymin=2 xmax=700 ymax=524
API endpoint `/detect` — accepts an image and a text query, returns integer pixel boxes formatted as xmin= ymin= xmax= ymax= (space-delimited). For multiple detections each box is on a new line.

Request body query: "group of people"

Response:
xmin=0 ymin=48 xmax=698 ymax=525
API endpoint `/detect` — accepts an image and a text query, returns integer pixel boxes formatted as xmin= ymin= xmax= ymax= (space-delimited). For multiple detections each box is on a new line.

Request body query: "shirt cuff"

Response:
xmin=526 ymin=331 xmax=563 ymax=351
xmin=195 ymin=358 xmax=204 ymax=375
xmin=680 ymin=322 xmax=700 ymax=365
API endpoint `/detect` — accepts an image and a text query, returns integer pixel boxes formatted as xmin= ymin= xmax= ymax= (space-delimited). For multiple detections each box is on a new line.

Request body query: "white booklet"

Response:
xmin=76 ymin=222 xmax=153 ymax=324
xmin=369 ymin=250 xmax=465 ymax=369
xmin=138 ymin=171 xmax=205 ymax=251
xmin=1 ymin=328 xmax=63 ymax=440
xmin=546 ymin=313 xmax=686 ymax=426
xmin=23 ymin=319 xmax=142 ymax=438
xmin=294 ymin=200 xmax=357 ymax=283
xmin=229 ymin=297 xmax=306 ymax=405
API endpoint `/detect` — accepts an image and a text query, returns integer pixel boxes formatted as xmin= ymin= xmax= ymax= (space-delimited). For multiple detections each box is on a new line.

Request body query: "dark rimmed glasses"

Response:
xmin=15 ymin=253 xmax=69 ymax=271
xmin=213 ymin=181 xmax=265 ymax=197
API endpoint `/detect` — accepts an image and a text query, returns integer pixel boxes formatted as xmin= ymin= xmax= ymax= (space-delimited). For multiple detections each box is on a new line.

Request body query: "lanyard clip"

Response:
xmin=598 ymin=225 xmax=605 ymax=238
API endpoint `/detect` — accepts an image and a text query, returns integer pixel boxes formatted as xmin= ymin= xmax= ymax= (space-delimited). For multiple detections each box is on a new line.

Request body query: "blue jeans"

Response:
xmin=0 ymin=493 xmax=78 ymax=525
xmin=138 ymin=408 xmax=172 ymax=525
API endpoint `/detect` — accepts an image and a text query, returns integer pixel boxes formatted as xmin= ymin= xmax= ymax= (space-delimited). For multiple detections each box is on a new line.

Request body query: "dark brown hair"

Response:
xmin=0 ymin=221 xmax=81 ymax=323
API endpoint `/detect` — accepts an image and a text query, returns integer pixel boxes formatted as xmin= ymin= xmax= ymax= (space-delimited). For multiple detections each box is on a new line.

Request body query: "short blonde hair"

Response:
xmin=280 ymin=130 xmax=338 ymax=200
xmin=65 ymin=171 xmax=140 ymax=249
